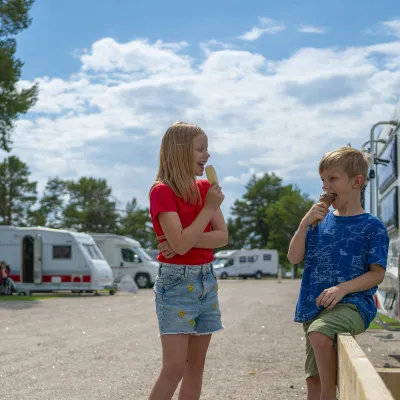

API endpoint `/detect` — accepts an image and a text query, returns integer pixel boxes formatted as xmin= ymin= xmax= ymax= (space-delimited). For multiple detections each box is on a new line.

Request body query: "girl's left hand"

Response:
xmin=316 ymin=286 xmax=346 ymax=310
xmin=157 ymin=235 xmax=177 ymax=259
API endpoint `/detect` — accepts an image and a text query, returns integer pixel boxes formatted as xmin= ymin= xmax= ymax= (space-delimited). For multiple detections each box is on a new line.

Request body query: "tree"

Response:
xmin=118 ymin=198 xmax=156 ymax=248
xmin=63 ymin=177 xmax=118 ymax=232
xmin=227 ymin=173 xmax=283 ymax=249
xmin=38 ymin=177 xmax=69 ymax=228
xmin=0 ymin=155 xmax=37 ymax=225
xmin=225 ymin=173 xmax=314 ymax=270
xmin=0 ymin=0 xmax=38 ymax=151
xmin=265 ymin=185 xmax=313 ymax=268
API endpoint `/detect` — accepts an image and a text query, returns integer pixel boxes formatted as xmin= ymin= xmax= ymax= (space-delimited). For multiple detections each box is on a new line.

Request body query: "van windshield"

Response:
xmin=213 ymin=258 xmax=229 ymax=269
xmin=134 ymin=247 xmax=152 ymax=261
xmin=83 ymin=244 xmax=104 ymax=260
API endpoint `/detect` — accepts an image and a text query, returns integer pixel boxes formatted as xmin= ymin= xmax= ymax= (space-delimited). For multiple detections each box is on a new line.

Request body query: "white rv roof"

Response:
xmin=0 ymin=226 xmax=95 ymax=244
xmin=214 ymin=250 xmax=238 ymax=258
xmin=89 ymin=233 xmax=141 ymax=247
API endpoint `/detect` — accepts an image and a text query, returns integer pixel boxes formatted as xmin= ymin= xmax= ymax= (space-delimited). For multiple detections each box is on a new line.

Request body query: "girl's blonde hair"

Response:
xmin=151 ymin=122 xmax=206 ymax=204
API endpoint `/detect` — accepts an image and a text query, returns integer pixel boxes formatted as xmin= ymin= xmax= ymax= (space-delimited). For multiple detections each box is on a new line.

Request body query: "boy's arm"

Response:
xmin=287 ymin=202 xmax=329 ymax=264
xmin=316 ymin=264 xmax=385 ymax=309
xmin=337 ymin=264 xmax=385 ymax=294
xmin=287 ymin=222 xmax=308 ymax=264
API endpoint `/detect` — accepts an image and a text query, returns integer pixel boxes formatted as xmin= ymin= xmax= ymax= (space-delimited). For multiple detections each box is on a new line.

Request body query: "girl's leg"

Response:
xmin=149 ymin=334 xmax=189 ymax=400
xmin=178 ymin=334 xmax=212 ymax=400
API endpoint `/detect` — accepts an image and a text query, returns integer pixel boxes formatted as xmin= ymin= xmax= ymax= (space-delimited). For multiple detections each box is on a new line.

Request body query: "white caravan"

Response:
xmin=0 ymin=226 xmax=114 ymax=296
xmin=90 ymin=234 xmax=158 ymax=289
xmin=363 ymin=103 xmax=400 ymax=328
xmin=213 ymin=249 xmax=279 ymax=279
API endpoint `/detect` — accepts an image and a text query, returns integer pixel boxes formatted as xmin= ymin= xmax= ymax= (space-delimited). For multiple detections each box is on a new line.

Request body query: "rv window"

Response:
xmin=53 ymin=245 xmax=72 ymax=259
xmin=83 ymin=244 xmax=103 ymax=260
xmin=121 ymin=248 xmax=140 ymax=263
xmin=378 ymin=135 xmax=397 ymax=193
xmin=247 ymin=255 xmax=258 ymax=262
xmin=228 ymin=258 xmax=234 ymax=266
xmin=239 ymin=256 xmax=246 ymax=263
xmin=263 ymin=254 xmax=272 ymax=261
xmin=378 ymin=186 xmax=398 ymax=232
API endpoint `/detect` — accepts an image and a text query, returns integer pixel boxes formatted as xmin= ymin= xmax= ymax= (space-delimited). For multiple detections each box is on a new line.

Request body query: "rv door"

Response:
xmin=34 ymin=234 xmax=43 ymax=284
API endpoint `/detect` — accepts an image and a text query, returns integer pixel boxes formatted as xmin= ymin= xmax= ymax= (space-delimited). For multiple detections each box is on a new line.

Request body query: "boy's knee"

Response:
xmin=309 ymin=332 xmax=334 ymax=350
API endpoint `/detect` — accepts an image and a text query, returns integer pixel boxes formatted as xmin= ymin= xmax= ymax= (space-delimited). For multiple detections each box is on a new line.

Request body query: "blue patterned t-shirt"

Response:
xmin=294 ymin=212 xmax=389 ymax=329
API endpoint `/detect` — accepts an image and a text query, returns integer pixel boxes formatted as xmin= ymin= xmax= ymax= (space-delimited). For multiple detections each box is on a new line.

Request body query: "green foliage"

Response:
xmin=224 ymin=173 xmax=313 ymax=269
xmin=0 ymin=0 xmax=38 ymax=151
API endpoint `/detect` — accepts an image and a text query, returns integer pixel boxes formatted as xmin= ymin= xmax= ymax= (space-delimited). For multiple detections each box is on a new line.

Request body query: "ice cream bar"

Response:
xmin=311 ymin=192 xmax=336 ymax=230
xmin=205 ymin=165 xmax=218 ymax=185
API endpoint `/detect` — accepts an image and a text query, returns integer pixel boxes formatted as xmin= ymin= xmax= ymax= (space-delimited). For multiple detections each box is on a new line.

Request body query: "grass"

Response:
xmin=0 ymin=289 xmax=114 ymax=301
xmin=369 ymin=314 xmax=400 ymax=330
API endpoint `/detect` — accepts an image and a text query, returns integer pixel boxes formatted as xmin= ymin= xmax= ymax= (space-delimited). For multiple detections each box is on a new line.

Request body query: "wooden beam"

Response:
xmin=337 ymin=333 xmax=394 ymax=400
xmin=377 ymin=368 xmax=400 ymax=400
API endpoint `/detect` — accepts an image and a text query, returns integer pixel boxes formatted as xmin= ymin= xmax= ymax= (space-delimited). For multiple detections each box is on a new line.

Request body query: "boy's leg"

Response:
xmin=308 ymin=332 xmax=337 ymax=400
xmin=303 ymin=322 xmax=321 ymax=400
xmin=307 ymin=304 xmax=365 ymax=400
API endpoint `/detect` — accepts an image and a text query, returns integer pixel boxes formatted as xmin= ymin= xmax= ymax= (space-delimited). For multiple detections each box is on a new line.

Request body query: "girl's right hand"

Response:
xmin=205 ymin=184 xmax=225 ymax=211
xmin=301 ymin=202 xmax=329 ymax=227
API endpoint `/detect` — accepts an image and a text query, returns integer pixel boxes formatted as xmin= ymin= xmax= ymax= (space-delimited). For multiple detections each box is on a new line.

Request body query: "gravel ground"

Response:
xmin=1 ymin=280 xmax=399 ymax=400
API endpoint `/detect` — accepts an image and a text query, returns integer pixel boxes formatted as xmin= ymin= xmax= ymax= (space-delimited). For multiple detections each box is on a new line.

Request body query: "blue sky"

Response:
xmin=9 ymin=0 xmax=400 ymax=217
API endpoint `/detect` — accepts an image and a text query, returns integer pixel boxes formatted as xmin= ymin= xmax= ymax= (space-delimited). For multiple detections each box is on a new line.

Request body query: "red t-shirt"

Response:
xmin=149 ymin=179 xmax=214 ymax=265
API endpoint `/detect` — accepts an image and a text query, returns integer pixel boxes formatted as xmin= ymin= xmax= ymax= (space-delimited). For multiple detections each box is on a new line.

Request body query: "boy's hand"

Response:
xmin=301 ymin=202 xmax=329 ymax=227
xmin=157 ymin=235 xmax=177 ymax=259
xmin=316 ymin=286 xmax=347 ymax=310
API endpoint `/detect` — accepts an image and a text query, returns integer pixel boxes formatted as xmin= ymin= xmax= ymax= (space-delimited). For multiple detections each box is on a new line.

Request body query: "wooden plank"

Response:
xmin=377 ymin=368 xmax=400 ymax=400
xmin=337 ymin=333 xmax=395 ymax=400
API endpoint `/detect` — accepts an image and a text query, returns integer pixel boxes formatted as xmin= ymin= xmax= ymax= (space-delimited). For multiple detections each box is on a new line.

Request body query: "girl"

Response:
xmin=148 ymin=122 xmax=228 ymax=400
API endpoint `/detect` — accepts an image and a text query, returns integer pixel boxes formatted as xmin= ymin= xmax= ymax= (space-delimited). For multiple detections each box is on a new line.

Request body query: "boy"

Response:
xmin=288 ymin=147 xmax=389 ymax=400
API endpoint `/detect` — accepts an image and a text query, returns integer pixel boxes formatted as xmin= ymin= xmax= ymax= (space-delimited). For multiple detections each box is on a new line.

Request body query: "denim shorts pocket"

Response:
xmin=161 ymin=272 xmax=185 ymax=290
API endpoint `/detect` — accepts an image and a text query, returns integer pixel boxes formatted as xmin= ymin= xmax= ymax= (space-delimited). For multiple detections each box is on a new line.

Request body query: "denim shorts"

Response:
xmin=153 ymin=263 xmax=223 ymax=335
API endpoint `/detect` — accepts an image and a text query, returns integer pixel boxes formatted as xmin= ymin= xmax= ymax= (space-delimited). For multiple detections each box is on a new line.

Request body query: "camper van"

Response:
xmin=213 ymin=249 xmax=279 ymax=279
xmin=363 ymin=103 xmax=400 ymax=327
xmin=0 ymin=226 xmax=114 ymax=296
xmin=90 ymin=234 xmax=158 ymax=289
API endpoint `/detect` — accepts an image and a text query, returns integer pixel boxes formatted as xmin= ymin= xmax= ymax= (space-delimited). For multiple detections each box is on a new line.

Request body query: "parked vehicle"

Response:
xmin=363 ymin=103 xmax=400 ymax=328
xmin=213 ymin=249 xmax=279 ymax=279
xmin=90 ymin=234 xmax=158 ymax=288
xmin=0 ymin=226 xmax=114 ymax=296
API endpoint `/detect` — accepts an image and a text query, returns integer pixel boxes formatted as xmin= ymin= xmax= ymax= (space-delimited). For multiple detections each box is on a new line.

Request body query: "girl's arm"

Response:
xmin=193 ymin=208 xmax=228 ymax=249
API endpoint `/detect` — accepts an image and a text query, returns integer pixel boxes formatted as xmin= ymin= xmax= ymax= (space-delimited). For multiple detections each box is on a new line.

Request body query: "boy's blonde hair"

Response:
xmin=151 ymin=122 xmax=205 ymax=204
xmin=319 ymin=147 xmax=370 ymax=187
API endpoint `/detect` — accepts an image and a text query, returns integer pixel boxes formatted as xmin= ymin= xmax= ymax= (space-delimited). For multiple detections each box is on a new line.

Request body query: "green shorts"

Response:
xmin=302 ymin=303 xmax=365 ymax=379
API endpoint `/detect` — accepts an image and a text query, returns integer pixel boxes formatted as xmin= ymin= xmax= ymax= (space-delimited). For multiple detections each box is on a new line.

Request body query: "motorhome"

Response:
xmin=364 ymin=103 xmax=400 ymax=328
xmin=90 ymin=234 xmax=158 ymax=289
xmin=213 ymin=249 xmax=279 ymax=279
xmin=0 ymin=226 xmax=114 ymax=296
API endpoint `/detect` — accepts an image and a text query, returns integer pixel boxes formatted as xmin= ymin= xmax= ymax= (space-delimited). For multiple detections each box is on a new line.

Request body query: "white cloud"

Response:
xmin=12 ymin=31 xmax=400 ymax=219
xmin=238 ymin=17 xmax=285 ymax=41
xmin=367 ymin=18 xmax=400 ymax=38
xmin=298 ymin=25 xmax=326 ymax=34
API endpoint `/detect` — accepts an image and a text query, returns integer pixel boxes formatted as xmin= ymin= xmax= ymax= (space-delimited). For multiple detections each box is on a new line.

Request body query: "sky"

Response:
xmin=7 ymin=0 xmax=400 ymax=217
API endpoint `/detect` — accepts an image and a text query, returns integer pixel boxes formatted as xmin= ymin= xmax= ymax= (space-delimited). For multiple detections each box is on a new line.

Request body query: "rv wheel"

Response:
xmin=135 ymin=273 xmax=151 ymax=288
xmin=255 ymin=271 xmax=263 ymax=280
xmin=109 ymin=289 xmax=116 ymax=295
xmin=220 ymin=272 xmax=228 ymax=279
